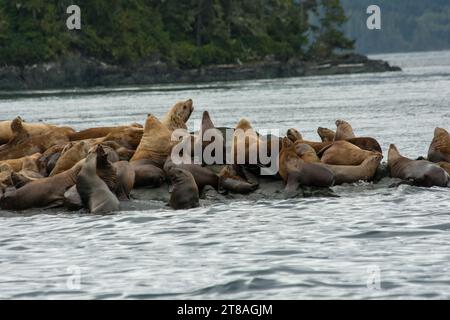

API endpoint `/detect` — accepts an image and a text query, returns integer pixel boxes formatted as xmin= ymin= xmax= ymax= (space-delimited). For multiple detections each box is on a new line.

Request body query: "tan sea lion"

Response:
xmin=334 ymin=120 xmax=356 ymax=141
xmin=76 ymin=152 xmax=120 ymax=214
xmin=232 ymin=118 xmax=262 ymax=165
xmin=49 ymin=141 xmax=89 ymax=176
xmin=0 ymin=159 xmax=85 ymax=210
xmin=0 ymin=117 xmax=64 ymax=144
xmin=286 ymin=128 xmax=332 ymax=153
xmin=294 ymin=143 xmax=320 ymax=163
xmin=322 ymin=154 xmax=382 ymax=185
xmin=0 ymin=153 xmax=42 ymax=173
xmin=68 ymin=124 xmax=142 ymax=142
xmin=101 ymin=126 xmax=143 ymax=150
xmin=279 ymin=138 xmax=334 ymax=193
xmin=161 ymin=99 xmax=194 ymax=131
xmin=317 ymin=127 xmax=336 ymax=142
xmin=428 ymin=128 xmax=450 ymax=163
xmin=0 ymin=163 xmax=13 ymax=186
xmin=167 ymin=167 xmax=199 ymax=210
xmin=320 ymin=141 xmax=380 ymax=166
xmin=113 ymin=161 xmax=135 ymax=200
xmin=131 ymin=114 xmax=173 ymax=168
xmin=388 ymin=144 xmax=450 ymax=188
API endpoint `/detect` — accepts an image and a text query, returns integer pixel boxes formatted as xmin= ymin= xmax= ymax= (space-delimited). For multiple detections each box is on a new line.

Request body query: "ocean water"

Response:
xmin=0 ymin=50 xmax=449 ymax=299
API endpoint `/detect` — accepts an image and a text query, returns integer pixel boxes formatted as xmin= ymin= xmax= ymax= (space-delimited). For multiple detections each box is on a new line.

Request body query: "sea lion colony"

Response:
xmin=1 ymin=99 xmax=449 ymax=212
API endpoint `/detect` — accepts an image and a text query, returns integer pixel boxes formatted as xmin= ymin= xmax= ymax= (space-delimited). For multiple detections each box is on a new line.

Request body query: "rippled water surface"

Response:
xmin=1 ymin=50 xmax=450 ymax=299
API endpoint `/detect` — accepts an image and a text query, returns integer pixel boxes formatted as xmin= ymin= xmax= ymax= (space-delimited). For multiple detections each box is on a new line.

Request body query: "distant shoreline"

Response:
xmin=0 ymin=53 xmax=401 ymax=91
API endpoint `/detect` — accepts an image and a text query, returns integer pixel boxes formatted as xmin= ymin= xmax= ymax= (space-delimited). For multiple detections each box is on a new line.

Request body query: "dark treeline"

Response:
xmin=0 ymin=0 xmax=354 ymax=68
xmin=341 ymin=0 xmax=450 ymax=54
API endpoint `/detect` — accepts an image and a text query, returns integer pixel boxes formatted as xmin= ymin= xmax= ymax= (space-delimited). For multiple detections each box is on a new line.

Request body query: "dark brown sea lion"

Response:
xmin=218 ymin=164 xmax=259 ymax=194
xmin=428 ymin=128 xmax=450 ymax=163
xmin=131 ymin=114 xmax=173 ymax=168
xmin=93 ymin=145 xmax=117 ymax=192
xmin=167 ymin=167 xmax=199 ymax=210
xmin=37 ymin=145 xmax=65 ymax=176
xmin=346 ymin=137 xmax=382 ymax=154
xmin=388 ymin=144 xmax=450 ymax=188
xmin=113 ymin=161 xmax=135 ymax=200
xmin=64 ymin=185 xmax=83 ymax=211
xmin=321 ymin=154 xmax=382 ymax=185
xmin=320 ymin=141 xmax=380 ymax=166
xmin=279 ymin=138 xmax=335 ymax=193
xmin=0 ymin=160 xmax=85 ymax=210
xmin=49 ymin=141 xmax=89 ymax=176
xmin=76 ymin=152 xmax=120 ymax=214
xmin=164 ymin=158 xmax=219 ymax=192
xmin=130 ymin=159 xmax=166 ymax=188
xmin=334 ymin=120 xmax=356 ymax=141
xmin=161 ymin=99 xmax=194 ymax=131
xmin=317 ymin=127 xmax=336 ymax=142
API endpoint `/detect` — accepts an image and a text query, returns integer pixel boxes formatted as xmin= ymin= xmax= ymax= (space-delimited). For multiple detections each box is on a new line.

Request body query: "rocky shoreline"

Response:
xmin=0 ymin=53 xmax=401 ymax=91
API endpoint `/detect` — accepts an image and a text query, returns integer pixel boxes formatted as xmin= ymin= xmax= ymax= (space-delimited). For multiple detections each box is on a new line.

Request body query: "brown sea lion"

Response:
xmin=64 ymin=185 xmax=83 ymax=211
xmin=320 ymin=141 xmax=380 ymax=166
xmin=0 ymin=117 xmax=66 ymax=144
xmin=334 ymin=120 xmax=356 ymax=141
xmin=346 ymin=137 xmax=382 ymax=154
xmin=76 ymin=152 xmax=120 ymax=214
xmin=286 ymin=128 xmax=331 ymax=153
xmin=321 ymin=154 xmax=382 ymax=185
xmin=101 ymin=126 xmax=143 ymax=150
xmin=388 ymin=144 xmax=450 ymax=188
xmin=164 ymin=158 xmax=219 ymax=191
xmin=49 ymin=141 xmax=89 ymax=176
xmin=68 ymin=124 xmax=142 ymax=142
xmin=218 ymin=164 xmax=259 ymax=194
xmin=294 ymin=143 xmax=320 ymax=163
xmin=317 ymin=127 xmax=336 ymax=142
xmin=0 ymin=153 xmax=42 ymax=173
xmin=167 ymin=167 xmax=199 ymax=210
xmin=130 ymin=159 xmax=165 ymax=188
xmin=161 ymin=99 xmax=194 ymax=131
xmin=0 ymin=159 xmax=85 ymax=210
xmin=279 ymin=138 xmax=334 ymax=193
xmin=113 ymin=161 xmax=135 ymax=200
xmin=99 ymin=141 xmax=134 ymax=161
xmin=428 ymin=128 xmax=450 ymax=163
xmin=131 ymin=114 xmax=173 ymax=168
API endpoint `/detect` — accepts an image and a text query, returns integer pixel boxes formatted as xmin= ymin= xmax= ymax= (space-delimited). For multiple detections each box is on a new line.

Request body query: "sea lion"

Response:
xmin=99 ymin=141 xmax=134 ymax=161
xmin=0 ymin=117 xmax=66 ymax=144
xmin=286 ymin=128 xmax=331 ymax=153
xmin=346 ymin=137 xmax=382 ymax=154
xmin=388 ymin=144 xmax=450 ymax=188
xmin=294 ymin=143 xmax=320 ymax=163
xmin=428 ymin=128 xmax=450 ymax=163
xmin=317 ymin=127 xmax=336 ymax=142
xmin=232 ymin=118 xmax=263 ymax=165
xmin=167 ymin=167 xmax=199 ymax=210
xmin=68 ymin=124 xmax=142 ymax=142
xmin=164 ymin=158 xmax=219 ymax=192
xmin=92 ymin=145 xmax=117 ymax=192
xmin=101 ymin=126 xmax=143 ymax=150
xmin=113 ymin=161 xmax=135 ymax=200
xmin=0 ymin=153 xmax=42 ymax=173
xmin=161 ymin=99 xmax=194 ymax=131
xmin=438 ymin=162 xmax=450 ymax=175
xmin=0 ymin=163 xmax=13 ymax=186
xmin=64 ymin=185 xmax=83 ymax=211
xmin=334 ymin=120 xmax=356 ymax=141
xmin=76 ymin=152 xmax=120 ymax=214
xmin=49 ymin=141 xmax=89 ymax=176
xmin=321 ymin=154 xmax=382 ymax=185
xmin=218 ymin=164 xmax=259 ymax=194
xmin=278 ymin=138 xmax=334 ymax=193
xmin=10 ymin=156 xmax=44 ymax=188
xmin=320 ymin=141 xmax=380 ymax=166
xmin=131 ymin=114 xmax=174 ymax=168
xmin=0 ymin=159 xmax=85 ymax=210
xmin=130 ymin=159 xmax=166 ymax=188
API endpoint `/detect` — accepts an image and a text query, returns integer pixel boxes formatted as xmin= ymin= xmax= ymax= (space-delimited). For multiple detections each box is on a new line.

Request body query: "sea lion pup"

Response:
xmin=0 ymin=159 xmax=85 ymax=210
xmin=131 ymin=114 xmax=173 ymax=168
xmin=76 ymin=152 xmax=120 ymax=214
xmin=279 ymin=138 xmax=334 ymax=193
xmin=388 ymin=144 xmax=450 ymax=188
xmin=161 ymin=99 xmax=194 ymax=131
xmin=321 ymin=154 xmax=383 ymax=185
xmin=113 ymin=161 xmax=135 ymax=200
xmin=68 ymin=124 xmax=142 ymax=142
xmin=320 ymin=141 xmax=380 ymax=166
xmin=218 ymin=164 xmax=259 ymax=194
xmin=294 ymin=143 xmax=320 ymax=163
xmin=286 ymin=128 xmax=331 ymax=153
xmin=164 ymin=158 xmax=219 ymax=192
xmin=167 ymin=167 xmax=199 ymax=210
xmin=49 ymin=141 xmax=90 ymax=176
xmin=0 ymin=117 xmax=65 ymax=145
xmin=317 ymin=127 xmax=336 ymax=142
xmin=334 ymin=120 xmax=356 ymax=141
xmin=428 ymin=128 xmax=450 ymax=163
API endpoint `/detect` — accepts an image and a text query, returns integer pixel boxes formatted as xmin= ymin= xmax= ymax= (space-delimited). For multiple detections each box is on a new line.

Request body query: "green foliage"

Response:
xmin=0 ymin=0 xmax=354 ymax=67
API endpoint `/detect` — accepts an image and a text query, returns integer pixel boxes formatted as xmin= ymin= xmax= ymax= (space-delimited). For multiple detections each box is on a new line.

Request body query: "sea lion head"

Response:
xmin=317 ymin=127 xmax=335 ymax=142
xmin=335 ymin=119 xmax=355 ymax=140
xmin=235 ymin=118 xmax=253 ymax=131
xmin=388 ymin=144 xmax=401 ymax=163
xmin=434 ymin=127 xmax=450 ymax=139
xmin=163 ymin=100 xmax=194 ymax=131
xmin=286 ymin=128 xmax=302 ymax=142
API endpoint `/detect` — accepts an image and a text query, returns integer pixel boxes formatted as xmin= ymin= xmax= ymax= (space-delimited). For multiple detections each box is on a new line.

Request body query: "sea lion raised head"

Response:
xmin=162 ymin=99 xmax=194 ymax=131
xmin=287 ymin=128 xmax=303 ymax=142
xmin=334 ymin=120 xmax=356 ymax=141
xmin=428 ymin=127 xmax=450 ymax=163
xmin=317 ymin=127 xmax=335 ymax=142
